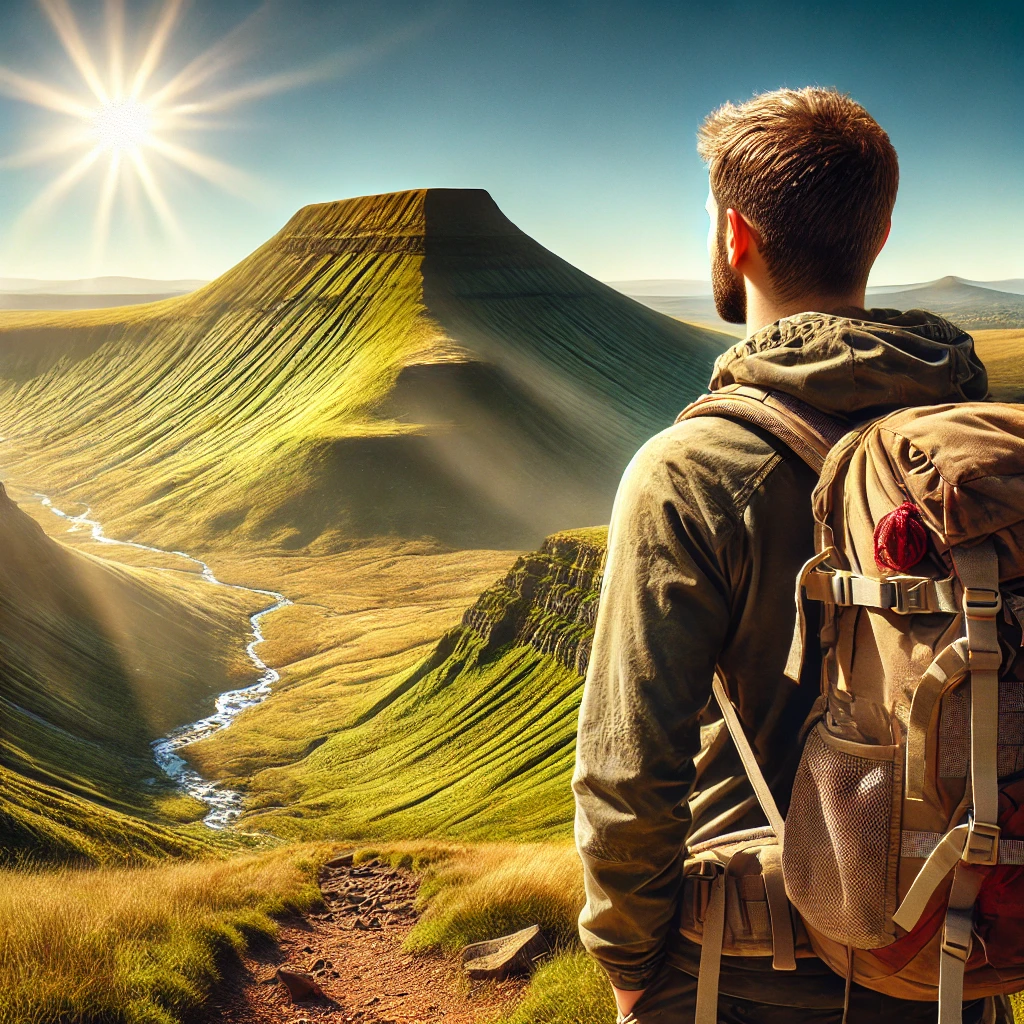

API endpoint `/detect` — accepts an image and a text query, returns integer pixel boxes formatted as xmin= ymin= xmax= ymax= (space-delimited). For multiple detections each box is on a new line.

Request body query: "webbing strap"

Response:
xmin=760 ymin=844 xmax=797 ymax=971
xmin=905 ymin=639 xmax=970 ymax=801
xmin=802 ymin=567 xmax=958 ymax=615
xmin=711 ymin=674 xmax=785 ymax=840
xmin=695 ymin=871 xmax=725 ymax=1024
xmin=901 ymin=829 xmax=1024 ymax=865
xmin=939 ymin=864 xmax=984 ymax=1024
xmin=951 ymin=543 xmax=1002 ymax=829
xmin=676 ymin=384 xmax=846 ymax=474
xmin=893 ymin=824 xmax=969 ymax=933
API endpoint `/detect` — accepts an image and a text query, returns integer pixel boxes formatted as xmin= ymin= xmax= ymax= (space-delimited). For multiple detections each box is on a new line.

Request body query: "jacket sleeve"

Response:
xmin=572 ymin=428 xmax=736 ymax=991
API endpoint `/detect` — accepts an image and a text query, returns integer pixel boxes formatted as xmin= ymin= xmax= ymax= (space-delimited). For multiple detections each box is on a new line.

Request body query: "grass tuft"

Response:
xmin=401 ymin=842 xmax=584 ymax=955
xmin=0 ymin=842 xmax=336 ymax=1024
xmin=498 ymin=951 xmax=616 ymax=1024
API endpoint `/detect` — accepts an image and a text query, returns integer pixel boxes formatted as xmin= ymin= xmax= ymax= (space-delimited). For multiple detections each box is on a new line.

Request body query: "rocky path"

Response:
xmin=192 ymin=858 xmax=526 ymax=1024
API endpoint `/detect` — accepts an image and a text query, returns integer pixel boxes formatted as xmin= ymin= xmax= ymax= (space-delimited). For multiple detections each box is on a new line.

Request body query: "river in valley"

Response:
xmin=37 ymin=494 xmax=291 ymax=829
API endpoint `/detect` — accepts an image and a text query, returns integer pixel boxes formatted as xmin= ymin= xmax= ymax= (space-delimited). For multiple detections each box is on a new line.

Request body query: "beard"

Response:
xmin=711 ymin=215 xmax=747 ymax=324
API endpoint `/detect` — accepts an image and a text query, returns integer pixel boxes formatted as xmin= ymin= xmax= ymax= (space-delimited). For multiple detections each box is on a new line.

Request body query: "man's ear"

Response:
xmin=877 ymin=220 xmax=892 ymax=255
xmin=726 ymin=208 xmax=750 ymax=269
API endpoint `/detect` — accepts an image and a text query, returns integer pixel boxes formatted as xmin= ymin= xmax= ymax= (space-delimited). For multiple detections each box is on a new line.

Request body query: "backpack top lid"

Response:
xmin=815 ymin=401 xmax=1024 ymax=581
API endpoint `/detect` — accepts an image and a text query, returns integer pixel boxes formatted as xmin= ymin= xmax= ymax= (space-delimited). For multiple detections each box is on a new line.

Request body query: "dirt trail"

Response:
xmin=192 ymin=859 xmax=526 ymax=1024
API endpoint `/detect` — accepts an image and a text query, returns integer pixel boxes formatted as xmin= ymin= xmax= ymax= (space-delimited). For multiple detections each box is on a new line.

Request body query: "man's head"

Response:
xmin=698 ymin=87 xmax=899 ymax=324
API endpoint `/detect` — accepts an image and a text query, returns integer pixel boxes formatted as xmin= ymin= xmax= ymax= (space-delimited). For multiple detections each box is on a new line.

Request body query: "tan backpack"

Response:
xmin=675 ymin=385 xmax=1024 ymax=1023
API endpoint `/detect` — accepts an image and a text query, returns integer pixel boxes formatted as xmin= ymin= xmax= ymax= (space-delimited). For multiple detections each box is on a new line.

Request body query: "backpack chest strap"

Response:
xmin=801 ymin=564 xmax=958 ymax=614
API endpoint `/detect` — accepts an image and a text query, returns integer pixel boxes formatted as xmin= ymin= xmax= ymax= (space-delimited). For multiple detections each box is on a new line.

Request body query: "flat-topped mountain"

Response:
xmin=0 ymin=189 xmax=727 ymax=551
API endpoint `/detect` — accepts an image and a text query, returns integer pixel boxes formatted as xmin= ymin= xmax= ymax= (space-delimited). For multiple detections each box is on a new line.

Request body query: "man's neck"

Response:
xmin=744 ymin=283 xmax=868 ymax=336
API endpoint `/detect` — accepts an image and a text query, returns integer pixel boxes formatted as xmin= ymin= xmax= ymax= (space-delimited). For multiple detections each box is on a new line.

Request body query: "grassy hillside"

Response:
xmin=0 ymin=484 xmax=266 ymax=865
xmin=185 ymin=528 xmax=606 ymax=841
xmin=975 ymin=328 xmax=1024 ymax=401
xmin=0 ymin=189 xmax=725 ymax=553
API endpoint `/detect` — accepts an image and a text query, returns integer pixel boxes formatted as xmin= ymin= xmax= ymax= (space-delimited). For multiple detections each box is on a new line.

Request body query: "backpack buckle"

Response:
xmin=963 ymin=587 xmax=1002 ymax=620
xmin=892 ymin=578 xmax=930 ymax=614
xmin=963 ymin=817 xmax=1000 ymax=866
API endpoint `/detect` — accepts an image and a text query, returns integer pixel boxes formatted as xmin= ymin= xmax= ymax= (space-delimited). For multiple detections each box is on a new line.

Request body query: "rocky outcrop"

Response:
xmin=462 ymin=527 xmax=607 ymax=675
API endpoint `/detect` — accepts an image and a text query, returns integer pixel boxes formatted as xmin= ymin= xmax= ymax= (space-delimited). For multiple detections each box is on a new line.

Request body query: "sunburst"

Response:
xmin=0 ymin=0 xmax=312 ymax=264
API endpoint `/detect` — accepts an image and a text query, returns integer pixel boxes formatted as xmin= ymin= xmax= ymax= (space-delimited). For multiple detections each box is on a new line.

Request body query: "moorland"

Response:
xmin=0 ymin=187 xmax=1020 ymax=1024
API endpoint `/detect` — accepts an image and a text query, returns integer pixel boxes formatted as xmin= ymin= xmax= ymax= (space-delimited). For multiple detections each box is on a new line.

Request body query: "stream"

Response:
xmin=36 ymin=493 xmax=292 ymax=829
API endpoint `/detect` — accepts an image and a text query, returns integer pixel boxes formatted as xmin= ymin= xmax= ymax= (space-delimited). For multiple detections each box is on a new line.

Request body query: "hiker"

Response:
xmin=573 ymin=87 xmax=1013 ymax=1023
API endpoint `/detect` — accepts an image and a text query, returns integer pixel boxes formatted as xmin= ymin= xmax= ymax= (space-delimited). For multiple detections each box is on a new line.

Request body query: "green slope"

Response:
xmin=0 ymin=486 xmax=264 ymax=864
xmin=0 ymin=189 xmax=725 ymax=552
xmin=196 ymin=528 xmax=607 ymax=841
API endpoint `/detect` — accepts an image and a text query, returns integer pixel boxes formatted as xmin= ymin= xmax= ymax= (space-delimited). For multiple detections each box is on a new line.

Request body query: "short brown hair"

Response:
xmin=697 ymin=87 xmax=898 ymax=300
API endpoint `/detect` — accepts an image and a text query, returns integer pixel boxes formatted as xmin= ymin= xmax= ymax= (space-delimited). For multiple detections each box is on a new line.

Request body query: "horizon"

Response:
xmin=0 ymin=0 xmax=1021 ymax=285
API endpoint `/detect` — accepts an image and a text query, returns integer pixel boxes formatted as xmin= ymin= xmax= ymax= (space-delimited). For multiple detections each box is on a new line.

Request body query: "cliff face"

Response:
xmin=462 ymin=528 xmax=606 ymax=676
xmin=233 ymin=526 xmax=610 ymax=842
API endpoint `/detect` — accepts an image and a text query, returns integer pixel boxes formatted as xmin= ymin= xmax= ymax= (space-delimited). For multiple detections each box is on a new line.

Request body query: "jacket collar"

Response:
xmin=709 ymin=308 xmax=988 ymax=418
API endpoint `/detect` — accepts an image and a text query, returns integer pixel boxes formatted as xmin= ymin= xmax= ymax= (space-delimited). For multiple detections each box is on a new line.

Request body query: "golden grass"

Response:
xmin=353 ymin=841 xmax=584 ymax=954
xmin=974 ymin=328 xmax=1024 ymax=402
xmin=0 ymin=842 xmax=335 ymax=1024
xmin=357 ymin=841 xmax=614 ymax=1024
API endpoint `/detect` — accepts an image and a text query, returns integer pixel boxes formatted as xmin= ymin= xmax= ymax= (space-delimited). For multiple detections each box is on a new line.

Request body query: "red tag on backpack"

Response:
xmin=873 ymin=501 xmax=928 ymax=573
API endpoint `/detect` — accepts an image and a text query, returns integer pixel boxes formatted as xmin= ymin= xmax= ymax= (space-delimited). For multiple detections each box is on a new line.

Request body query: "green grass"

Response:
xmin=185 ymin=529 xmax=606 ymax=842
xmin=499 ymin=952 xmax=617 ymax=1024
xmin=0 ymin=484 xmax=268 ymax=864
xmin=0 ymin=842 xmax=333 ymax=1024
xmin=0 ymin=189 xmax=724 ymax=555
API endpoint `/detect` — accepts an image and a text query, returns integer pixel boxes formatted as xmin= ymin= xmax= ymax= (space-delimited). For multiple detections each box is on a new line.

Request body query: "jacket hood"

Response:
xmin=709 ymin=308 xmax=989 ymax=418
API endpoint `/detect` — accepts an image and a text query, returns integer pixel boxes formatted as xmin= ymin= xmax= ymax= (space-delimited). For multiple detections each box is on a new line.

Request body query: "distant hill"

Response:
xmin=0 ymin=277 xmax=207 ymax=312
xmin=0 ymin=189 xmax=727 ymax=552
xmin=621 ymin=275 xmax=1024 ymax=333
xmin=865 ymin=276 xmax=1024 ymax=329
xmin=0 ymin=276 xmax=208 ymax=293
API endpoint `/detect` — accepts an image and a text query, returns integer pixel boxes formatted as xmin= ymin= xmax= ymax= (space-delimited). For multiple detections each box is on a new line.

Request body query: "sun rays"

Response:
xmin=0 ymin=0 xmax=286 ymax=265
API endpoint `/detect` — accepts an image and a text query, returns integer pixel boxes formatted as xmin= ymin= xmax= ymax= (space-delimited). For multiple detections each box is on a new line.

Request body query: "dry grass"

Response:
xmin=0 ymin=842 xmax=336 ymax=1024
xmin=974 ymin=328 xmax=1024 ymax=402
xmin=353 ymin=841 xmax=584 ymax=955
xmin=356 ymin=841 xmax=611 ymax=1024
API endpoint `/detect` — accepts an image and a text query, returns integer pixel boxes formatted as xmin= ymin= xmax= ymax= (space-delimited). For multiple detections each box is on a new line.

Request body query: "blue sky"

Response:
xmin=0 ymin=0 xmax=1021 ymax=285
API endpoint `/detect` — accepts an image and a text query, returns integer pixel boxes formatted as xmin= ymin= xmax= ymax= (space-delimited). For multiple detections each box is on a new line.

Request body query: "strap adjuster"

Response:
xmin=940 ymin=931 xmax=972 ymax=962
xmin=963 ymin=587 xmax=1002 ymax=620
xmin=963 ymin=818 xmax=1001 ymax=866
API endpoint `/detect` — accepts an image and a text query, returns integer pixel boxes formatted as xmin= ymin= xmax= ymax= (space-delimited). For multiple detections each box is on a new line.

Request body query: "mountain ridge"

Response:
xmin=0 ymin=188 xmax=727 ymax=552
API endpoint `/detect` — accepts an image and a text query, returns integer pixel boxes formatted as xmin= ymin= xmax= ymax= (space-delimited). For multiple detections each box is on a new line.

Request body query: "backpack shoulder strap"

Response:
xmin=676 ymin=383 xmax=849 ymax=474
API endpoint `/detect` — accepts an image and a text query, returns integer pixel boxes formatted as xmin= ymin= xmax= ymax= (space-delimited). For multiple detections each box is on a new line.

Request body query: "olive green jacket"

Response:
xmin=572 ymin=309 xmax=988 ymax=1002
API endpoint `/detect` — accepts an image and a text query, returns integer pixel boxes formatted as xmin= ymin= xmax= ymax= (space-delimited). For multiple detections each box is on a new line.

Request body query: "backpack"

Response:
xmin=674 ymin=383 xmax=1024 ymax=1024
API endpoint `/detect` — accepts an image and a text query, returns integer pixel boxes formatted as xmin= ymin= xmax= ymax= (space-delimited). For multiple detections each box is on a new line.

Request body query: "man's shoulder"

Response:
xmin=622 ymin=413 xmax=810 ymax=525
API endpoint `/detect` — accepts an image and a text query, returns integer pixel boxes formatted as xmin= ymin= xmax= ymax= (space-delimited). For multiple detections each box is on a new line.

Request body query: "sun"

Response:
xmin=0 ymin=0 xmax=311 ymax=262
xmin=91 ymin=98 xmax=153 ymax=152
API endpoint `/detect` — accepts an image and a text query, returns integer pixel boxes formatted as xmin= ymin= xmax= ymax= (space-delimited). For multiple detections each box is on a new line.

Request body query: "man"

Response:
xmin=572 ymin=87 xmax=998 ymax=1022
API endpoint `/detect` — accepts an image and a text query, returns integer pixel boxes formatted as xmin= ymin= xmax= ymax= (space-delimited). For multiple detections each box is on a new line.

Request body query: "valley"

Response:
xmin=1 ymin=189 xmax=1020 ymax=1024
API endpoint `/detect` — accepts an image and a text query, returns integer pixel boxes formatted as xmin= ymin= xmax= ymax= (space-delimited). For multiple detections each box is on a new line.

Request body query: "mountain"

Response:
xmin=0 ymin=276 xmax=207 ymax=312
xmin=0 ymin=189 xmax=727 ymax=552
xmin=0 ymin=276 xmax=208 ymax=294
xmin=866 ymin=276 xmax=1024 ymax=329
xmin=623 ymin=275 xmax=1024 ymax=334
xmin=190 ymin=527 xmax=607 ymax=840
xmin=0 ymin=483 xmax=262 ymax=864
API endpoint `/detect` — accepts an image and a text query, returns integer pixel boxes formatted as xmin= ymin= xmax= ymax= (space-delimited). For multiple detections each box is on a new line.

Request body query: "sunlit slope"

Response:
xmin=0 ymin=486 xmax=263 ymax=864
xmin=187 ymin=528 xmax=607 ymax=841
xmin=0 ymin=189 xmax=725 ymax=551
xmin=975 ymin=329 xmax=1024 ymax=402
